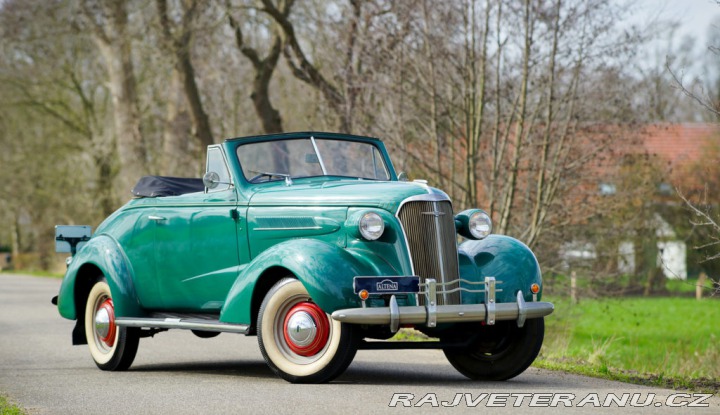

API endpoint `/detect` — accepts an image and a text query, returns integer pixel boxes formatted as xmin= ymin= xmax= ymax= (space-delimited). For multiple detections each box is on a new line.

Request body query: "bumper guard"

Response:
xmin=331 ymin=277 xmax=554 ymax=331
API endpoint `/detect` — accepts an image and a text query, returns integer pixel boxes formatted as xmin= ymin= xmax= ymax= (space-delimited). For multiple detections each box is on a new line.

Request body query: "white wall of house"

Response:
xmin=559 ymin=211 xmax=688 ymax=279
xmin=618 ymin=241 xmax=635 ymax=275
xmin=657 ymin=240 xmax=688 ymax=280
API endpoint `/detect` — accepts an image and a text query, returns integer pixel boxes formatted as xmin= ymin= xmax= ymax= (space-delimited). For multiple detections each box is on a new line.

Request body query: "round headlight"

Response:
xmin=469 ymin=211 xmax=492 ymax=239
xmin=359 ymin=212 xmax=385 ymax=240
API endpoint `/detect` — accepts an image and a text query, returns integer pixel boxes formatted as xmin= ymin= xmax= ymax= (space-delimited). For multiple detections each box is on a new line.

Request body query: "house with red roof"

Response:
xmin=600 ymin=123 xmax=720 ymax=280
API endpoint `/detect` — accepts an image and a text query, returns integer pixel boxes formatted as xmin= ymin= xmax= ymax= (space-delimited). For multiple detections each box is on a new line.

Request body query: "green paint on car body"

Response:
xmin=55 ymin=131 xmax=545 ymax=333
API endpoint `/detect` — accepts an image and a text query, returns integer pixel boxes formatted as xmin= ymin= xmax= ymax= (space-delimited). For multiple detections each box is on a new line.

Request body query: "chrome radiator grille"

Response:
xmin=397 ymin=200 xmax=461 ymax=305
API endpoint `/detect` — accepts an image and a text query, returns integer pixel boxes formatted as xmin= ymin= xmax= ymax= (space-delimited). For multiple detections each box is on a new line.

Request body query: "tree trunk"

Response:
xmin=157 ymin=0 xmax=214 ymax=173
xmin=421 ymin=0 xmax=443 ymax=189
xmin=162 ymin=69 xmax=194 ymax=176
xmin=227 ymin=2 xmax=285 ymax=134
xmin=465 ymin=0 xmax=491 ymax=208
xmin=497 ymin=0 xmax=532 ymax=234
xmin=86 ymin=0 xmax=147 ymax=194
xmin=95 ymin=152 xmax=117 ymax=217
xmin=261 ymin=0 xmax=348 ymax=132
xmin=526 ymin=0 xmax=561 ymax=247
xmin=11 ymin=214 xmax=20 ymax=266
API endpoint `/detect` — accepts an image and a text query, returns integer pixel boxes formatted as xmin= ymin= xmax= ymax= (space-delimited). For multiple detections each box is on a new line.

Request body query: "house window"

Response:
xmin=657 ymin=182 xmax=673 ymax=196
xmin=599 ymin=182 xmax=616 ymax=195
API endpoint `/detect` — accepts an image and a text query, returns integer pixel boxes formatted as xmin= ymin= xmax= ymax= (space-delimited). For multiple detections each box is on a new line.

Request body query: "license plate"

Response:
xmin=353 ymin=276 xmax=420 ymax=295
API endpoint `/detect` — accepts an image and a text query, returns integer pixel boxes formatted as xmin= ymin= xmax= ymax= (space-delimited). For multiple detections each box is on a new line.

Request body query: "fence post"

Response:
xmin=570 ymin=271 xmax=578 ymax=305
xmin=697 ymin=272 xmax=707 ymax=301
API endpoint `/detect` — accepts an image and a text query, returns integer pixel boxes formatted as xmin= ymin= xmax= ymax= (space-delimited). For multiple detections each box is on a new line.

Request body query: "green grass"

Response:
xmin=665 ymin=277 xmax=716 ymax=294
xmin=537 ymin=296 xmax=720 ymax=392
xmin=0 ymin=396 xmax=25 ymax=415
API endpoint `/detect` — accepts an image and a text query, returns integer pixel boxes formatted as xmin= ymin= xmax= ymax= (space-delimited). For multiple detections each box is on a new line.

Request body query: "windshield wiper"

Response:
xmin=248 ymin=170 xmax=293 ymax=186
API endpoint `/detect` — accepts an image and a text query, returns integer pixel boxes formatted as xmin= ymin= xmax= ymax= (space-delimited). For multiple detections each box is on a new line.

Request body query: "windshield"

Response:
xmin=237 ymin=137 xmax=390 ymax=183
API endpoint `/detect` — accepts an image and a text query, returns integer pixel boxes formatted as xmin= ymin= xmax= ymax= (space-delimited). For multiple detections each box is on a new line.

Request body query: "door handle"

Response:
xmin=148 ymin=215 xmax=166 ymax=221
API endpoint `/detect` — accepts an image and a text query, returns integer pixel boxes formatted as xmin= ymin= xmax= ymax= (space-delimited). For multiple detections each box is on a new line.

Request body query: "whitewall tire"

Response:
xmin=258 ymin=278 xmax=359 ymax=383
xmin=84 ymin=279 xmax=139 ymax=371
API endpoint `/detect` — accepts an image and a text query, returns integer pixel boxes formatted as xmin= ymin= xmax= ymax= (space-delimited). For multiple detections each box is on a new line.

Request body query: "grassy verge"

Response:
xmin=537 ymin=296 xmax=720 ymax=393
xmin=0 ymin=269 xmax=63 ymax=278
xmin=0 ymin=396 xmax=26 ymax=415
xmin=390 ymin=328 xmax=438 ymax=341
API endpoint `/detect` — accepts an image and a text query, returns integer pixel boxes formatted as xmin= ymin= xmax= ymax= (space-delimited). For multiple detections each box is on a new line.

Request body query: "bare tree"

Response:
xmin=669 ymin=4 xmax=720 ymax=295
xmin=462 ymin=0 xmax=492 ymax=207
xmin=157 ymin=0 xmax=215 ymax=167
xmin=226 ymin=0 xmax=288 ymax=134
xmin=678 ymin=191 xmax=720 ymax=295
xmin=261 ymin=0 xmax=377 ymax=134
xmin=79 ymin=0 xmax=148 ymax=192
xmin=667 ymin=61 xmax=720 ymax=118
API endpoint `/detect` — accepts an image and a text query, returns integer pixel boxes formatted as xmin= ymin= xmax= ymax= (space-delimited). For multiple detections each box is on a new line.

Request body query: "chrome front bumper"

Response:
xmin=332 ymin=277 xmax=554 ymax=332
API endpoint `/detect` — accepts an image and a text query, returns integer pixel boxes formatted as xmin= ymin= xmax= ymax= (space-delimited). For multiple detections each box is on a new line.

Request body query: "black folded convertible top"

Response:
xmin=131 ymin=176 xmax=204 ymax=198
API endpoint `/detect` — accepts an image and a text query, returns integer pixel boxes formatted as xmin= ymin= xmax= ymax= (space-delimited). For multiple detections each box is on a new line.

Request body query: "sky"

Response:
xmin=635 ymin=0 xmax=720 ymax=46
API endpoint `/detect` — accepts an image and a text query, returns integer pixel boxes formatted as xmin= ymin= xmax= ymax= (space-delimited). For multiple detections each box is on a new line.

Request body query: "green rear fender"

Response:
xmin=219 ymin=239 xmax=377 ymax=325
xmin=57 ymin=235 xmax=142 ymax=320
xmin=458 ymin=234 xmax=542 ymax=304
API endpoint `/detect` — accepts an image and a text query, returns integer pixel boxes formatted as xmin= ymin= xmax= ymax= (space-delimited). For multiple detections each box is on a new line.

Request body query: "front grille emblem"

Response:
xmin=421 ymin=210 xmax=446 ymax=217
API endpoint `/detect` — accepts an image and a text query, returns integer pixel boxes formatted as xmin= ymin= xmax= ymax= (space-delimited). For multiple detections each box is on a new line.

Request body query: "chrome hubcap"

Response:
xmin=286 ymin=311 xmax=318 ymax=347
xmin=95 ymin=307 xmax=111 ymax=338
xmin=94 ymin=298 xmax=116 ymax=348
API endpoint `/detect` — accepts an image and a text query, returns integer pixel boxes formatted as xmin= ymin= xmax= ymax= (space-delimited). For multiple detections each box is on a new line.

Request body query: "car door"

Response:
xmin=153 ymin=146 xmax=249 ymax=311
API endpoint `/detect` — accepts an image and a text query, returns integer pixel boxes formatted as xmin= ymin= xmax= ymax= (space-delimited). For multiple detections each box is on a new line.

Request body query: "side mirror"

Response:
xmin=203 ymin=171 xmax=220 ymax=189
xmin=398 ymin=171 xmax=409 ymax=182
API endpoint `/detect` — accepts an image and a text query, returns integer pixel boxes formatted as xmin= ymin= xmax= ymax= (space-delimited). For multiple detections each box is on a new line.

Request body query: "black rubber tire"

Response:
xmin=257 ymin=278 xmax=359 ymax=383
xmin=443 ymin=318 xmax=545 ymax=381
xmin=84 ymin=279 xmax=139 ymax=371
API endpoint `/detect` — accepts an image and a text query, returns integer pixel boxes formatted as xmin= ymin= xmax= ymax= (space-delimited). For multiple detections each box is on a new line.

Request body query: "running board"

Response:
xmin=115 ymin=317 xmax=250 ymax=334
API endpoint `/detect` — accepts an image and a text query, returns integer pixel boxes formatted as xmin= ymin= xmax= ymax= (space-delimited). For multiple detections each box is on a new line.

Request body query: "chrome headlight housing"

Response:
xmin=455 ymin=209 xmax=492 ymax=240
xmin=359 ymin=212 xmax=385 ymax=240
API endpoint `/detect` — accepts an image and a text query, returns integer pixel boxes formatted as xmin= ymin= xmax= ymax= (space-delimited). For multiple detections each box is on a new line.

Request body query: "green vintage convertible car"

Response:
xmin=54 ymin=132 xmax=554 ymax=383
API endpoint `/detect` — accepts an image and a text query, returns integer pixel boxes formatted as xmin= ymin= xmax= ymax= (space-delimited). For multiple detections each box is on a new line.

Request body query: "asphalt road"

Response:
xmin=1 ymin=273 xmax=717 ymax=415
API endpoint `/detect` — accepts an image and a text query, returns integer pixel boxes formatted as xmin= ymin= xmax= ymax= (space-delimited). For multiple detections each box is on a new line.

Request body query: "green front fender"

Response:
xmin=458 ymin=234 xmax=542 ymax=304
xmin=219 ymin=239 xmax=381 ymax=325
xmin=57 ymin=235 xmax=143 ymax=320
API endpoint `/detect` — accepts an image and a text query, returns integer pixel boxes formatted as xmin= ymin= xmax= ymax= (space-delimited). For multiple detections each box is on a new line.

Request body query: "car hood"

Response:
xmin=247 ymin=180 xmax=449 ymax=213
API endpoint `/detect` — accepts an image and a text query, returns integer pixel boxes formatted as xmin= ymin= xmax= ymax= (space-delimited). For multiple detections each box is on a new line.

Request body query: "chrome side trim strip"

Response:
xmin=254 ymin=227 xmax=323 ymax=231
xmin=116 ymin=317 xmax=250 ymax=334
